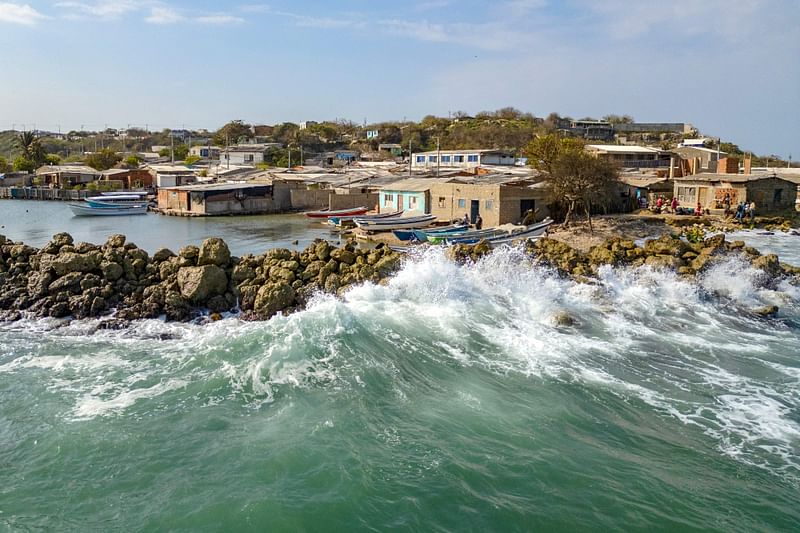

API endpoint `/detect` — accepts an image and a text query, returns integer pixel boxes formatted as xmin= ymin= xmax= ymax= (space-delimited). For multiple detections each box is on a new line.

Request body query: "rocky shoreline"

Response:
xmin=1 ymin=227 xmax=797 ymax=326
xmin=0 ymin=233 xmax=403 ymax=325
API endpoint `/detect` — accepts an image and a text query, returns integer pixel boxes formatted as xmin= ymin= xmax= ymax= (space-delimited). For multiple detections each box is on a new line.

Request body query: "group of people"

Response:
xmin=652 ymin=195 xmax=679 ymax=214
xmin=720 ymin=192 xmax=756 ymax=222
xmin=460 ymin=213 xmax=483 ymax=230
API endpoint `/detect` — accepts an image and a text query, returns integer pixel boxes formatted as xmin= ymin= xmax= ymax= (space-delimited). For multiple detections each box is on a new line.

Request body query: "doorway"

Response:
xmin=520 ymin=199 xmax=536 ymax=219
xmin=397 ymin=194 xmax=404 ymax=211
xmin=470 ymin=200 xmax=480 ymax=223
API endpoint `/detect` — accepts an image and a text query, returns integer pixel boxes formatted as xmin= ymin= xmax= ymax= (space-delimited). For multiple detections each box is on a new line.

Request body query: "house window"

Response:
xmin=485 ymin=199 xmax=494 ymax=210
xmin=454 ymin=155 xmax=464 ymax=163
xmin=458 ymin=198 xmax=466 ymax=209
xmin=676 ymin=186 xmax=696 ymax=205
xmin=245 ymin=154 xmax=254 ymax=162
xmin=384 ymin=193 xmax=394 ymax=206
xmin=409 ymin=196 xmax=418 ymax=210
xmin=416 ymin=155 xmax=425 ymax=163
xmin=441 ymin=155 xmax=451 ymax=163
xmin=467 ymin=154 xmax=479 ymax=163
xmin=438 ymin=196 xmax=446 ymax=208
xmin=429 ymin=155 xmax=437 ymax=162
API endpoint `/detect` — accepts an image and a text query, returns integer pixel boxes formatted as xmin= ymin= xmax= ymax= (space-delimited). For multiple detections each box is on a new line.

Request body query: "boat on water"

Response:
xmin=85 ymin=193 xmax=148 ymax=208
xmin=304 ymin=206 xmax=369 ymax=219
xmin=328 ymin=209 xmax=404 ymax=226
xmin=355 ymin=213 xmax=437 ymax=232
xmin=426 ymin=227 xmax=505 ymax=244
xmin=484 ymin=218 xmax=554 ymax=247
xmin=393 ymin=222 xmax=468 ymax=242
xmin=69 ymin=202 xmax=149 ymax=216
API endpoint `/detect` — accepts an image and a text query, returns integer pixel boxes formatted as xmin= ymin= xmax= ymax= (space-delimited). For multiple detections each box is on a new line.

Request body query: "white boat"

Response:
xmin=355 ymin=214 xmax=437 ymax=232
xmin=85 ymin=193 xmax=148 ymax=208
xmin=69 ymin=203 xmax=148 ymax=216
xmin=485 ymin=218 xmax=554 ymax=247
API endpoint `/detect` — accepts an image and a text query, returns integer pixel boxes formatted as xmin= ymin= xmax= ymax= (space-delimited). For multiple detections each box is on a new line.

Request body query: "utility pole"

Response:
xmin=300 ymin=145 xmax=304 ymax=166
xmin=408 ymin=137 xmax=412 ymax=177
xmin=436 ymin=137 xmax=441 ymax=177
xmin=171 ymin=132 xmax=174 ymax=164
xmin=288 ymin=144 xmax=292 ymax=170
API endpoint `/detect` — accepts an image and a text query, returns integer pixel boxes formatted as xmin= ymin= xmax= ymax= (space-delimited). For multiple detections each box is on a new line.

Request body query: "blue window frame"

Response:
xmin=458 ymin=199 xmax=466 ymax=208
xmin=454 ymin=155 xmax=464 ymax=162
xmin=416 ymin=155 xmax=425 ymax=163
xmin=467 ymin=154 xmax=479 ymax=163
xmin=429 ymin=155 xmax=437 ymax=162
xmin=441 ymin=155 xmax=451 ymax=163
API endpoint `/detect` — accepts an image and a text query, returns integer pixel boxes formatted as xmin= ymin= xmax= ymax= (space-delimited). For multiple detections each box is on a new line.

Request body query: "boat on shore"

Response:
xmin=304 ymin=206 xmax=368 ymax=219
xmin=355 ymin=214 xmax=437 ymax=232
xmin=484 ymin=218 xmax=554 ymax=247
xmin=393 ymin=222 xmax=468 ymax=242
xmin=68 ymin=203 xmax=149 ymax=216
xmin=328 ymin=209 xmax=404 ymax=226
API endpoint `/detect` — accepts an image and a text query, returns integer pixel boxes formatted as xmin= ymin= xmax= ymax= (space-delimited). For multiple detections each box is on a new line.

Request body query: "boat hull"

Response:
xmin=355 ymin=215 xmax=437 ymax=232
xmin=304 ymin=206 xmax=369 ymax=219
xmin=69 ymin=203 xmax=148 ymax=216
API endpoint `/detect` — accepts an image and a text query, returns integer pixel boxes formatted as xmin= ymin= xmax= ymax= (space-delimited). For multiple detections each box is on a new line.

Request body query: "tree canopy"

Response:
xmin=545 ymin=150 xmax=618 ymax=230
xmin=213 ymin=120 xmax=253 ymax=146
xmin=85 ymin=148 xmax=122 ymax=171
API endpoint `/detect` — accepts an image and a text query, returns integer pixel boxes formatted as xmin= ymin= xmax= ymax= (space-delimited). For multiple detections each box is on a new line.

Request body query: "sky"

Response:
xmin=0 ymin=0 xmax=798 ymax=158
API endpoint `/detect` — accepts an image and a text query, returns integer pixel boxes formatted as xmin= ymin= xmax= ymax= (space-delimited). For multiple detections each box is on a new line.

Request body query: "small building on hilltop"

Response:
xmin=586 ymin=145 xmax=672 ymax=168
xmin=429 ymin=175 xmax=549 ymax=226
xmin=157 ymin=181 xmax=295 ymax=216
xmin=411 ymin=149 xmax=515 ymax=171
xmin=673 ymin=173 xmax=797 ymax=213
xmin=222 ymin=143 xmax=282 ymax=166
xmin=674 ymin=146 xmax=726 ymax=173
xmin=35 ymin=165 xmax=101 ymax=188
xmin=147 ymin=164 xmax=197 ymax=188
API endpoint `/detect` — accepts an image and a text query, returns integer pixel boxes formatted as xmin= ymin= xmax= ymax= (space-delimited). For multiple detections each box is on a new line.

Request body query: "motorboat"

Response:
xmin=304 ymin=206 xmax=369 ymax=219
xmin=328 ymin=209 xmax=404 ymax=226
xmin=393 ymin=222 xmax=468 ymax=242
xmin=68 ymin=202 xmax=148 ymax=216
xmin=354 ymin=213 xmax=437 ymax=232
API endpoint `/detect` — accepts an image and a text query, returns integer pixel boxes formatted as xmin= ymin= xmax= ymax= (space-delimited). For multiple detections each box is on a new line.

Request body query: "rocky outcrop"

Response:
xmin=0 ymin=234 xmax=404 ymax=324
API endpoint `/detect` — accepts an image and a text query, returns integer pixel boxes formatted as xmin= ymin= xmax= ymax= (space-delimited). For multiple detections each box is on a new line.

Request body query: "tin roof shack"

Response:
xmin=35 ymin=165 xmax=100 ymax=188
xmin=429 ymin=176 xmax=549 ymax=226
xmin=101 ymin=168 xmax=154 ymax=189
xmin=157 ymin=181 xmax=293 ymax=216
xmin=0 ymin=172 xmax=32 ymax=187
xmin=148 ymin=164 xmax=197 ymax=188
xmin=673 ymin=174 xmax=797 ymax=213
xmin=377 ymin=178 xmax=453 ymax=215
xmin=618 ymin=174 xmax=674 ymax=210
xmin=585 ymin=145 xmax=672 ymax=169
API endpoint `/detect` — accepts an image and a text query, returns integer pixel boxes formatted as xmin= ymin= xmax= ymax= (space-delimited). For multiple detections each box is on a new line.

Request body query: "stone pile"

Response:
xmin=0 ymin=233 xmax=402 ymax=323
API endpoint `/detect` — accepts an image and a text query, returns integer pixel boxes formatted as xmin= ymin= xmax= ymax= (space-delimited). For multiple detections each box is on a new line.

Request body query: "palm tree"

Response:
xmin=16 ymin=131 xmax=46 ymax=166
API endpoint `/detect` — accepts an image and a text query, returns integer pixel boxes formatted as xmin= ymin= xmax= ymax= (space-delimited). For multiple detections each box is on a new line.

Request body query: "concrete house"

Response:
xmin=157 ymin=181 xmax=295 ymax=216
xmin=35 ymin=165 xmax=100 ymax=188
xmin=411 ymin=149 xmax=515 ymax=170
xmin=189 ymin=146 xmax=222 ymax=159
xmin=429 ymin=176 xmax=549 ymax=226
xmin=673 ymin=174 xmax=797 ymax=213
xmin=585 ymin=145 xmax=671 ymax=168
xmin=377 ymin=178 xmax=453 ymax=214
xmin=101 ymin=168 xmax=154 ymax=189
xmin=674 ymin=146 xmax=726 ymax=172
xmin=147 ymin=164 xmax=197 ymax=188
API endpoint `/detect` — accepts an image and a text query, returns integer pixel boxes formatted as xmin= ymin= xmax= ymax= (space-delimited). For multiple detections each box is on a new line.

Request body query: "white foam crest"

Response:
xmin=71 ymin=378 xmax=189 ymax=420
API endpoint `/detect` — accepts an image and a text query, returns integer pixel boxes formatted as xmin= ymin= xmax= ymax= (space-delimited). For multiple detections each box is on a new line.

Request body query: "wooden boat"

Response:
xmin=69 ymin=203 xmax=148 ymax=216
xmin=427 ymin=227 xmax=504 ymax=244
xmin=393 ymin=223 xmax=468 ymax=242
xmin=304 ymin=206 xmax=368 ymax=219
xmin=85 ymin=192 xmax=149 ymax=208
xmin=328 ymin=209 xmax=403 ymax=226
xmin=485 ymin=218 xmax=554 ymax=247
xmin=355 ymin=214 xmax=437 ymax=232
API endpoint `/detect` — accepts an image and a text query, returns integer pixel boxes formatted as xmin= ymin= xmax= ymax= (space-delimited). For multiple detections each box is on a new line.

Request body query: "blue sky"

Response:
xmin=1 ymin=0 xmax=798 ymax=158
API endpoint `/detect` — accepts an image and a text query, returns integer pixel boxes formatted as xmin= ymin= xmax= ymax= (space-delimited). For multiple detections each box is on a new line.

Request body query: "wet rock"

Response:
xmin=643 ymin=235 xmax=689 ymax=257
xmin=49 ymin=272 xmax=84 ymax=295
xmin=106 ymin=234 xmax=126 ymax=248
xmin=177 ymin=265 xmax=227 ymax=304
xmin=232 ymin=264 xmax=256 ymax=283
xmin=101 ymin=261 xmax=124 ymax=282
xmin=645 ymin=255 xmax=684 ymax=270
xmin=254 ymin=282 xmax=295 ymax=319
xmin=152 ymin=248 xmax=176 ymax=263
xmin=178 ymin=245 xmax=200 ymax=267
xmin=752 ymin=254 xmax=782 ymax=278
xmin=41 ymin=252 xmax=99 ymax=277
xmin=552 ymin=311 xmax=576 ymax=327
xmin=198 ymin=237 xmax=231 ymax=267
xmin=752 ymin=305 xmax=779 ymax=317
xmin=331 ymin=248 xmax=356 ymax=265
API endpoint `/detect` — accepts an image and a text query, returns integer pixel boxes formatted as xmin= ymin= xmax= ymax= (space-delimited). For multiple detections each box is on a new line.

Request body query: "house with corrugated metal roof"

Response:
xmin=673 ymin=173 xmax=796 ymax=213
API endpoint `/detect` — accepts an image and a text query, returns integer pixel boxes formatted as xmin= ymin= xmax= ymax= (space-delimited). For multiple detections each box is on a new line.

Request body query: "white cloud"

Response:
xmin=54 ymin=0 xmax=140 ymax=19
xmin=196 ymin=14 xmax=244 ymax=25
xmin=0 ymin=2 xmax=46 ymax=25
xmin=145 ymin=6 xmax=181 ymax=24
xmin=379 ymin=19 xmax=529 ymax=50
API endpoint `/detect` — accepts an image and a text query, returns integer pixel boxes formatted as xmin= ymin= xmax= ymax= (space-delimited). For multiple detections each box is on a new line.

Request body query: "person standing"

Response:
xmin=670 ymin=196 xmax=678 ymax=213
xmin=749 ymin=200 xmax=756 ymax=221
xmin=475 ymin=214 xmax=483 ymax=230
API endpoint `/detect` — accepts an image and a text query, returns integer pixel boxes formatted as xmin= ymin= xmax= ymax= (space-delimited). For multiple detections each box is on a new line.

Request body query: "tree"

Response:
xmin=184 ymin=155 xmax=201 ymax=165
xmin=158 ymin=148 xmax=171 ymax=158
xmin=0 ymin=156 xmax=9 ymax=173
xmin=45 ymin=154 xmax=61 ymax=165
xmin=174 ymin=144 xmax=189 ymax=161
xmin=213 ymin=120 xmax=253 ymax=146
xmin=13 ymin=157 xmax=36 ymax=172
xmin=545 ymin=150 xmax=618 ymax=230
xmin=125 ymin=155 xmax=142 ymax=168
xmin=523 ymin=134 xmax=584 ymax=174
xmin=16 ymin=131 xmax=46 ymax=167
xmin=602 ymin=114 xmax=634 ymax=124
xmin=85 ymin=148 xmax=122 ymax=171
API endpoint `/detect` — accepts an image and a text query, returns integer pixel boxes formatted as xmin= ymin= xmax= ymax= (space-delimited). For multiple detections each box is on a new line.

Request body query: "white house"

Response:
xmin=147 ymin=164 xmax=197 ymax=188
xmin=411 ymin=149 xmax=515 ymax=170
xmin=189 ymin=146 xmax=222 ymax=159
xmin=222 ymin=143 xmax=283 ymax=166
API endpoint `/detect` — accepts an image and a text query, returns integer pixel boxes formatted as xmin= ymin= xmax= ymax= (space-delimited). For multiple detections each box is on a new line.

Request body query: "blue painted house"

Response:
xmin=377 ymin=178 xmax=453 ymax=214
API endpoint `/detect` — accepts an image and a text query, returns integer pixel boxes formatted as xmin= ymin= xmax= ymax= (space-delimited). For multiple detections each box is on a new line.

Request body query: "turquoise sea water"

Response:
xmin=1 ymin=206 xmax=800 ymax=530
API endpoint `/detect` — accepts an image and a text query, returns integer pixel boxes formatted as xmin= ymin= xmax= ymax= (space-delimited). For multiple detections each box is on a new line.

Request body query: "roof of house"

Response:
xmin=379 ymin=177 xmax=455 ymax=192
xmin=147 ymin=164 xmax=195 ymax=173
xmin=673 ymin=172 xmax=795 ymax=184
xmin=674 ymin=146 xmax=727 ymax=155
xmin=618 ymin=175 xmax=671 ymax=188
xmin=586 ymin=144 xmax=662 ymax=154
xmin=36 ymin=165 xmax=99 ymax=175
xmin=163 ymin=182 xmax=272 ymax=192
xmin=412 ymin=149 xmax=514 ymax=156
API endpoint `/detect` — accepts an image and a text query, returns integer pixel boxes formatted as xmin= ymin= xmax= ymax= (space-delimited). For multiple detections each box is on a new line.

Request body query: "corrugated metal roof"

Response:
xmin=379 ymin=177 xmax=455 ymax=192
xmin=586 ymin=144 xmax=662 ymax=154
xmin=674 ymin=173 xmax=794 ymax=184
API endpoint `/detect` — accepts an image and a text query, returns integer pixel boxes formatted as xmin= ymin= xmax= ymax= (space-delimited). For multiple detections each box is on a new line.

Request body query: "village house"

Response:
xmin=35 ymin=165 xmax=100 ymax=188
xmin=428 ymin=175 xmax=550 ymax=226
xmin=411 ymin=149 xmax=515 ymax=171
xmin=157 ymin=181 xmax=295 ymax=216
xmin=147 ymin=164 xmax=197 ymax=188
xmin=673 ymin=173 xmax=797 ymax=213
xmin=585 ymin=145 xmax=672 ymax=168
xmin=0 ymin=172 xmax=33 ymax=187
xmin=189 ymin=146 xmax=222 ymax=159
xmin=100 ymin=168 xmax=154 ymax=189
xmin=222 ymin=144 xmax=281 ymax=166
xmin=377 ymin=178 xmax=454 ymax=214
xmin=674 ymin=146 xmax=726 ymax=172
xmin=617 ymin=174 xmax=674 ymax=210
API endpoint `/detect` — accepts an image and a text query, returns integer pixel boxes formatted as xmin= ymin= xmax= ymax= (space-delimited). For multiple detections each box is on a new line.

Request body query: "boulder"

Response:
xmin=101 ymin=261 xmax=124 ymax=281
xmin=49 ymin=272 xmax=84 ymax=295
xmin=752 ymin=254 xmax=782 ymax=278
xmin=41 ymin=252 xmax=100 ymax=277
xmin=330 ymin=248 xmax=356 ymax=265
xmin=254 ymin=282 xmax=295 ymax=319
xmin=106 ymin=234 xmax=126 ymax=248
xmin=177 ymin=265 xmax=228 ymax=304
xmin=645 ymin=255 xmax=684 ymax=270
xmin=315 ymin=241 xmax=332 ymax=262
xmin=643 ymin=235 xmax=689 ymax=257
xmin=153 ymin=248 xmax=176 ymax=262
xmin=232 ymin=264 xmax=256 ymax=284
xmin=198 ymin=237 xmax=231 ymax=267
xmin=178 ymin=245 xmax=200 ymax=266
